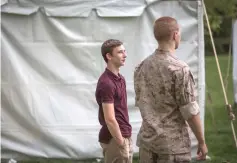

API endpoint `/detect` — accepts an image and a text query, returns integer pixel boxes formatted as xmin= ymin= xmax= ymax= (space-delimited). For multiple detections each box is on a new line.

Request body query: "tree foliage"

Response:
xmin=204 ymin=0 xmax=237 ymax=34
xmin=203 ymin=0 xmax=237 ymax=54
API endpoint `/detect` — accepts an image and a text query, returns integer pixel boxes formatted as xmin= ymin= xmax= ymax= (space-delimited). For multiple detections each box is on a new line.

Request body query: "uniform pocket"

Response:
xmin=174 ymin=153 xmax=191 ymax=162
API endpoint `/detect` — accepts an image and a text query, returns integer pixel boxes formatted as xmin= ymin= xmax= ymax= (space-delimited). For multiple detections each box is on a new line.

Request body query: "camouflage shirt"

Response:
xmin=134 ymin=50 xmax=200 ymax=154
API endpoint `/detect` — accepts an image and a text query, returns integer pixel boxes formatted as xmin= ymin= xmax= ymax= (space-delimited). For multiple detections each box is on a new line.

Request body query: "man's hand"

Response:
xmin=116 ymin=137 xmax=125 ymax=147
xmin=196 ymin=143 xmax=208 ymax=161
xmin=186 ymin=113 xmax=208 ymax=161
xmin=102 ymin=103 xmax=124 ymax=147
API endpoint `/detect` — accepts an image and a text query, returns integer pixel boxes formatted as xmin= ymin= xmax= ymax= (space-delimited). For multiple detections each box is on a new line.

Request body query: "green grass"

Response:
xmin=203 ymin=55 xmax=237 ymax=162
xmin=2 ymin=55 xmax=237 ymax=163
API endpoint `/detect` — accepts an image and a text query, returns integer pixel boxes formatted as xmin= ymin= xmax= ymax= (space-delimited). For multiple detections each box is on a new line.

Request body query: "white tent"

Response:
xmin=233 ymin=19 xmax=237 ymax=106
xmin=1 ymin=0 xmax=205 ymax=160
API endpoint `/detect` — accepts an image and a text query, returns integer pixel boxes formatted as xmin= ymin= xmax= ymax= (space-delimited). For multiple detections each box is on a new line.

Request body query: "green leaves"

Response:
xmin=203 ymin=0 xmax=237 ymax=54
xmin=204 ymin=0 xmax=237 ymax=34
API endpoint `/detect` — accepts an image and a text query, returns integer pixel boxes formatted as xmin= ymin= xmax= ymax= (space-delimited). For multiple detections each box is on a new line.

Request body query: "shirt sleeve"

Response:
xmin=134 ymin=66 xmax=142 ymax=107
xmin=175 ymin=66 xmax=200 ymax=120
xmin=100 ymin=82 xmax=115 ymax=103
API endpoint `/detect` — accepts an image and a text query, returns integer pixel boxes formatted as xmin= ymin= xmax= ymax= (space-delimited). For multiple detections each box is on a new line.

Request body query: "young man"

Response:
xmin=134 ymin=17 xmax=208 ymax=163
xmin=95 ymin=39 xmax=133 ymax=163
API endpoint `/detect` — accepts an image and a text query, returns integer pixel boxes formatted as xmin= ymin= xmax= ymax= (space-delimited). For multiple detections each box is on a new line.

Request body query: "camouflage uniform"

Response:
xmin=134 ymin=50 xmax=200 ymax=163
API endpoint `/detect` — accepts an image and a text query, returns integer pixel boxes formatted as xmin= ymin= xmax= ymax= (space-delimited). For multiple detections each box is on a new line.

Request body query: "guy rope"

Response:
xmin=202 ymin=0 xmax=237 ymax=148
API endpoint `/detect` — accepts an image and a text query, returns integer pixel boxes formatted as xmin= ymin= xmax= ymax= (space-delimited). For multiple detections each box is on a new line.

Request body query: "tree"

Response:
xmin=204 ymin=0 xmax=237 ymax=54
xmin=204 ymin=0 xmax=237 ymax=34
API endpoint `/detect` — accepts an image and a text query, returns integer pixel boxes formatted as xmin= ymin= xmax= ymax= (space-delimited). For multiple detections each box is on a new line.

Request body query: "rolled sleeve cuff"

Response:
xmin=102 ymin=100 xmax=114 ymax=103
xmin=180 ymin=101 xmax=200 ymax=120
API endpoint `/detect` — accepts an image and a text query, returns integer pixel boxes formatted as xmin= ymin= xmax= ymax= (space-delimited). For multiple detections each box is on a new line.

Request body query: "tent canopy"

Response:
xmin=1 ymin=0 xmax=205 ymax=160
xmin=1 ymin=0 xmax=198 ymax=17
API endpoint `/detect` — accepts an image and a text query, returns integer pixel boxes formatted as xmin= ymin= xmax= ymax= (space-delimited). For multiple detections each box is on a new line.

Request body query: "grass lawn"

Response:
xmin=2 ymin=56 xmax=237 ymax=163
xmin=202 ymin=55 xmax=237 ymax=162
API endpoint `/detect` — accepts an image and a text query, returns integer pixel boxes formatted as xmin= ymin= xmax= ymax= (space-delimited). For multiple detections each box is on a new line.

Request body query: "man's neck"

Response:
xmin=107 ymin=63 xmax=120 ymax=76
xmin=157 ymin=41 xmax=176 ymax=54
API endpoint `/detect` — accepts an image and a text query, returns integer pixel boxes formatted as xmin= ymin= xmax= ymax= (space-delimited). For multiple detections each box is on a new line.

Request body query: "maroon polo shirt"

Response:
xmin=95 ymin=68 xmax=132 ymax=143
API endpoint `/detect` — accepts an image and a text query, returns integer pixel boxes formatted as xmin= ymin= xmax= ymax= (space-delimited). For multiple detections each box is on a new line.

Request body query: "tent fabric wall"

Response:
xmin=233 ymin=19 xmax=237 ymax=105
xmin=1 ymin=0 xmax=205 ymax=160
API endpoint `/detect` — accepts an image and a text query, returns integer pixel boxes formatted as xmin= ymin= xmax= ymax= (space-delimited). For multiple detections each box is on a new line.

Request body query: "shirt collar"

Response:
xmin=155 ymin=49 xmax=178 ymax=60
xmin=105 ymin=68 xmax=121 ymax=81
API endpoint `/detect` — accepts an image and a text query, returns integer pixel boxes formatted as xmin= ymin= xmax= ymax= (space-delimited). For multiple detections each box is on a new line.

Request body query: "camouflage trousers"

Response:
xmin=138 ymin=147 xmax=191 ymax=163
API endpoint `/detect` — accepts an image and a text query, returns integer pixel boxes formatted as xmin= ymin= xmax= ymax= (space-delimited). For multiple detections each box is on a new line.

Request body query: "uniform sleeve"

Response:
xmin=175 ymin=66 xmax=200 ymax=120
xmin=134 ymin=67 xmax=141 ymax=107
xmin=100 ymin=82 xmax=115 ymax=103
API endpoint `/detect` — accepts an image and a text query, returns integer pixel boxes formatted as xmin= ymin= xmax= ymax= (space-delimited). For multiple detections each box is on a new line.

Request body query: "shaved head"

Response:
xmin=153 ymin=16 xmax=179 ymax=42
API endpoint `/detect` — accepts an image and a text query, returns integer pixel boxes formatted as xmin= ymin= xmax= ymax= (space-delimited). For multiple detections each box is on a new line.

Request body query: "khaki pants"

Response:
xmin=139 ymin=147 xmax=191 ymax=163
xmin=100 ymin=138 xmax=133 ymax=163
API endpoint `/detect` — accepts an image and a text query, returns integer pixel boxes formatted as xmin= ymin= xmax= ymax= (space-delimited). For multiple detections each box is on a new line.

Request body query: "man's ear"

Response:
xmin=106 ymin=53 xmax=112 ymax=61
xmin=173 ymin=31 xmax=178 ymax=40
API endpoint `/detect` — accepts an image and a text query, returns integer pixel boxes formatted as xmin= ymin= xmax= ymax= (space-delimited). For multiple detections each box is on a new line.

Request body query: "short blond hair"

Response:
xmin=153 ymin=16 xmax=179 ymax=42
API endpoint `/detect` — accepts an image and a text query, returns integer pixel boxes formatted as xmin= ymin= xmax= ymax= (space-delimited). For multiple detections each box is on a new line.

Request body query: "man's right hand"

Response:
xmin=196 ymin=143 xmax=208 ymax=160
xmin=117 ymin=137 xmax=125 ymax=147
xmin=103 ymin=103 xmax=125 ymax=147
